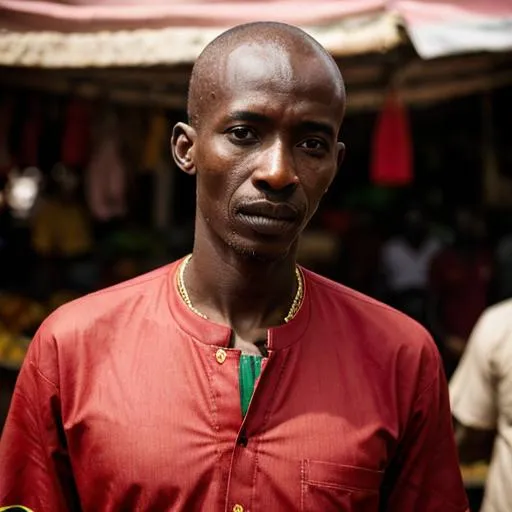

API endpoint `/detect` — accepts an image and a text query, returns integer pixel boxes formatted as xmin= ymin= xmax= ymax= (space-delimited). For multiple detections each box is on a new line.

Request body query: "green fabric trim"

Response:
xmin=239 ymin=354 xmax=263 ymax=417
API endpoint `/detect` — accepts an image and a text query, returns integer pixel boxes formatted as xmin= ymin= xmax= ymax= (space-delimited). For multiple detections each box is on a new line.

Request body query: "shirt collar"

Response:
xmin=167 ymin=257 xmax=310 ymax=351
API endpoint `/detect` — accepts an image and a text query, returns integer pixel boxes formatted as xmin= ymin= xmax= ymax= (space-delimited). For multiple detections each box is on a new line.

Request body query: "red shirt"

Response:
xmin=0 ymin=261 xmax=468 ymax=512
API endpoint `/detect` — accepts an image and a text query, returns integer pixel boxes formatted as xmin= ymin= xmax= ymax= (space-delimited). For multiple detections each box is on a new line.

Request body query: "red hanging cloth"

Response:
xmin=370 ymin=92 xmax=413 ymax=186
xmin=19 ymin=96 xmax=42 ymax=168
xmin=61 ymin=98 xmax=92 ymax=169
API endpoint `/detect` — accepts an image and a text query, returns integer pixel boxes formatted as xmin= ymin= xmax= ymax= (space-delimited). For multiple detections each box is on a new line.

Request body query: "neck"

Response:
xmin=183 ymin=236 xmax=299 ymax=336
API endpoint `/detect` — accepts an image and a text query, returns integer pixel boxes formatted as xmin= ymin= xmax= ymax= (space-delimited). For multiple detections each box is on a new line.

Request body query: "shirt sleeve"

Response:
xmin=382 ymin=349 xmax=469 ymax=512
xmin=0 ymin=329 xmax=79 ymax=511
xmin=449 ymin=310 xmax=498 ymax=430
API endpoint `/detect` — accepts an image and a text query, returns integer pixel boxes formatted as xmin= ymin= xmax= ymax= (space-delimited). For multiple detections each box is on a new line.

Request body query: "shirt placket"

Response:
xmin=210 ymin=346 xmax=274 ymax=512
xmin=229 ymin=352 xmax=286 ymax=512
xmin=208 ymin=346 xmax=249 ymax=512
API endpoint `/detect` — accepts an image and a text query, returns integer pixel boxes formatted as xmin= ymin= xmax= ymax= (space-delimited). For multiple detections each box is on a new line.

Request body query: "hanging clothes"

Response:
xmin=19 ymin=96 xmax=42 ymax=168
xmin=85 ymin=112 xmax=126 ymax=221
xmin=370 ymin=92 xmax=413 ymax=186
xmin=61 ymin=98 xmax=92 ymax=169
xmin=0 ymin=96 xmax=14 ymax=176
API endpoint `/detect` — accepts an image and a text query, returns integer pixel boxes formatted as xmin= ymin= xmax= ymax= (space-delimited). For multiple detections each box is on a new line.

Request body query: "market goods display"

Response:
xmin=0 ymin=291 xmax=77 ymax=370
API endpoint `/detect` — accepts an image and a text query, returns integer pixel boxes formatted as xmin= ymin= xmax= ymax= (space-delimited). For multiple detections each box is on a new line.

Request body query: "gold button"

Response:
xmin=215 ymin=348 xmax=227 ymax=364
xmin=233 ymin=505 xmax=244 ymax=512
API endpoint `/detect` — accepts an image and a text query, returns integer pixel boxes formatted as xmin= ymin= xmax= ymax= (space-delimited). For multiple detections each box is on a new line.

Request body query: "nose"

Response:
xmin=252 ymin=140 xmax=299 ymax=195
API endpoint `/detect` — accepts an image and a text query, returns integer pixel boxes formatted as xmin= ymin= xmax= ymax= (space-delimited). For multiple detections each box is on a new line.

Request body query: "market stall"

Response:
xmin=0 ymin=9 xmax=511 ymax=510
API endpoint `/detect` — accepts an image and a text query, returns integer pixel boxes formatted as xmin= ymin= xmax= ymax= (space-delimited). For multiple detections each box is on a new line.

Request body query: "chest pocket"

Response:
xmin=301 ymin=459 xmax=383 ymax=512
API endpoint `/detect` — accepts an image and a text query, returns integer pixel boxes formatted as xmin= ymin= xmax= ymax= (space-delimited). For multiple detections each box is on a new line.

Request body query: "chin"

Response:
xmin=226 ymin=236 xmax=294 ymax=263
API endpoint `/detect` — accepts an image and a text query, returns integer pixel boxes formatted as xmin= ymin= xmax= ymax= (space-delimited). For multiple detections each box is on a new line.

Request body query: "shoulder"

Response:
xmin=425 ymin=236 xmax=442 ymax=252
xmin=38 ymin=262 xmax=177 ymax=344
xmin=469 ymin=299 xmax=512 ymax=352
xmin=25 ymin=261 xmax=180 ymax=387
xmin=478 ymin=299 xmax=512 ymax=328
xmin=448 ymin=301 xmax=512 ymax=428
xmin=304 ymin=268 xmax=437 ymax=358
xmin=303 ymin=269 xmax=441 ymax=402
xmin=382 ymin=237 xmax=404 ymax=256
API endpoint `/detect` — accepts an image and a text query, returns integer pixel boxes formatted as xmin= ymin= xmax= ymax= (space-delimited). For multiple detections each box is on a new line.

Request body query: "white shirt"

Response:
xmin=381 ymin=236 xmax=441 ymax=292
xmin=450 ymin=299 xmax=512 ymax=512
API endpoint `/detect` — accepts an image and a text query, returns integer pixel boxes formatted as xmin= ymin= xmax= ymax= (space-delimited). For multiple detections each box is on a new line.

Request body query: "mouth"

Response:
xmin=237 ymin=201 xmax=299 ymax=221
xmin=235 ymin=201 xmax=300 ymax=235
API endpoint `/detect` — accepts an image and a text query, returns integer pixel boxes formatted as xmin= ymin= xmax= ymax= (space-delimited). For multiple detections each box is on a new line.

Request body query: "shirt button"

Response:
xmin=215 ymin=348 xmax=227 ymax=364
xmin=233 ymin=505 xmax=244 ymax=512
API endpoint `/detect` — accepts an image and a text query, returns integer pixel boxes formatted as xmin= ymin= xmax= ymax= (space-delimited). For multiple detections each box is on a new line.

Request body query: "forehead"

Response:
xmin=226 ymin=41 xmax=341 ymax=96
xmin=207 ymin=41 xmax=344 ymax=122
xmin=225 ymin=43 xmax=295 ymax=90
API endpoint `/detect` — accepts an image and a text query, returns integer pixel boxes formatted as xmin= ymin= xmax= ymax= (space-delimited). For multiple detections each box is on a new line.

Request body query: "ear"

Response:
xmin=336 ymin=141 xmax=346 ymax=170
xmin=171 ymin=122 xmax=197 ymax=175
xmin=324 ymin=141 xmax=346 ymax=194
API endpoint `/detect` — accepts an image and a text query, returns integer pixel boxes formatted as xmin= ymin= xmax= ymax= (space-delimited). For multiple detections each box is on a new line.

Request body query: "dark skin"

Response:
xmin=172 ymin=25 xmax=346 ymax=354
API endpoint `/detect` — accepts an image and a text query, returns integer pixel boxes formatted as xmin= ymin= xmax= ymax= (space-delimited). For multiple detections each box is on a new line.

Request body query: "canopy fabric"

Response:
xmin=394 ymin=0 xmax=512 ymax=59
xmin=0 ymin=10 xmax=400 ymax=67
xmin=0 ymin=1 xmax=511 ymax=67
xmin=0 ymin=0 xmax=386 ymax=31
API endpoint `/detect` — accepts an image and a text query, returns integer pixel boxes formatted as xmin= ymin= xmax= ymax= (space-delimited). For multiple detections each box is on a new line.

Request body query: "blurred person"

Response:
xmin=450 ymin=298 xmax=512 ymax=512
xmin=381 ymin=205 xmax=442 ymax=323
xmin=0 ymin=23 xmax=468 ymax=512
xmin=429 ymin=207 xmax=493 ymax=377
xmin=495 ymin=230 xmax=512 ymax=301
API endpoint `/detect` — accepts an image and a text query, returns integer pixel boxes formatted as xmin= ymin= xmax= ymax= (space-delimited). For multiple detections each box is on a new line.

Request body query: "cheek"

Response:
xmin=299 ymin=160 xmax=336 ymax=207
xmin=195 ymin=138 xmax=247 ymax=214
xmin=196 ymin=175 xmax=232 ymax=224
xmin=196 ymin=138 xmax=230 ymax=195
xmin=196 ymin=134 xmax=249 ymax=174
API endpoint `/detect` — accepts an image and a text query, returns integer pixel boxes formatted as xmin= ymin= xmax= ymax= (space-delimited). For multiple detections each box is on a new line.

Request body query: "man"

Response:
xmin=0 ymin=22 xmax=468 ymax=511
xmin=381 ymin=204 xmax=442 ymax=324
xmin=450 ymin=298 xmax=512 ymax=512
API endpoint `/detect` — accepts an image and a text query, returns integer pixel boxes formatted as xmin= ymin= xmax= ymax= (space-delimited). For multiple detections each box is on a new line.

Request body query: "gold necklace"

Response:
xmin=177 ymin=254 xmax=304 ymax=323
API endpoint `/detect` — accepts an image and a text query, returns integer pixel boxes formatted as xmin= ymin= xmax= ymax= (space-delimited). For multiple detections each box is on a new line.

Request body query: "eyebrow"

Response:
xmin=227 ymin=111 xmax=336 ymax=139
xmin=227 ymin=110 xmax=270 ymax=124
xmin=300 ymin=121 xmax=336 ymax=139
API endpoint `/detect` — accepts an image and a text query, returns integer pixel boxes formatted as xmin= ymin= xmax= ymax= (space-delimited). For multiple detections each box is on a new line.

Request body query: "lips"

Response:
xmin=237 ymin=201 xmax=299 ymax=221
xmin=235 ymin=201 xmax=300 ymax=236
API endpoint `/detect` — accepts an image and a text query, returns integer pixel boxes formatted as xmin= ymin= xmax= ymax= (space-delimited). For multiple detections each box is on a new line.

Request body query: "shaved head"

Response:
xmin=187 ymin=21 xmax=345 ymax=129
xmin=172 ymin=21 xmax=347 ymax=261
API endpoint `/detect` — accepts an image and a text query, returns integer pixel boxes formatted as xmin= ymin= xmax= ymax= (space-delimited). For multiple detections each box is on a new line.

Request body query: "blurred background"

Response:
xmin=0 ymin=1 xmax=511 ymax=509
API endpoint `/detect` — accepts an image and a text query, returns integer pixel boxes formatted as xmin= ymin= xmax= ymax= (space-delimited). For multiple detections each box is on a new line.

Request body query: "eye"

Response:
xmin=227 ymin=126 xmax=258 ymax=143
xmin=299 ymin=138 xmax=328 ymax=153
